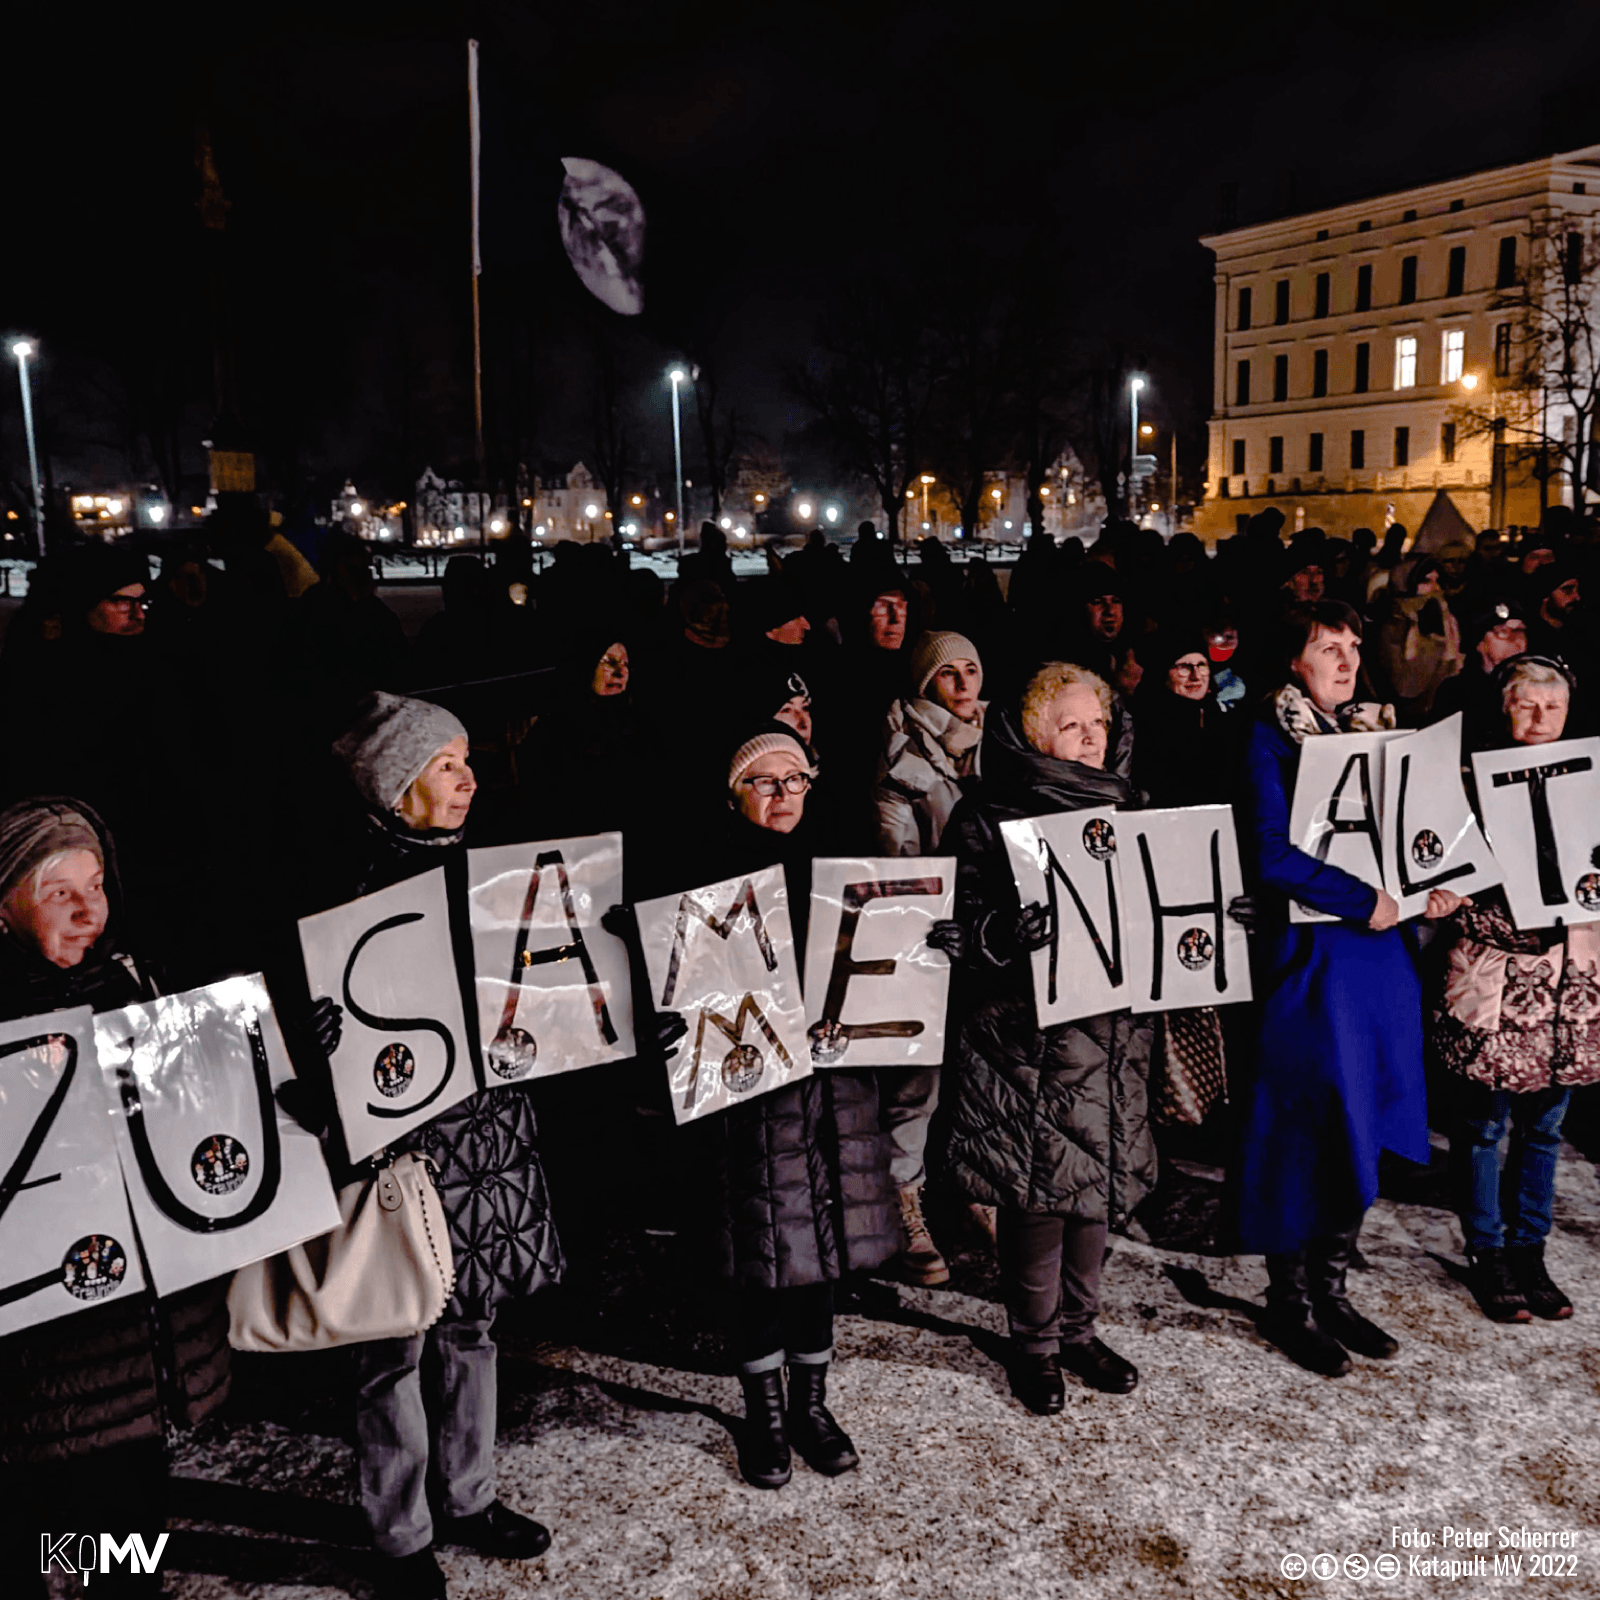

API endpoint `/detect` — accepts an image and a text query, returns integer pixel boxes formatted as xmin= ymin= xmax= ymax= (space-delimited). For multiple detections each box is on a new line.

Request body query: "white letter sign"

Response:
xmin=1381 ymin=714 xmax=1502 ymax=920
xmin=95 ymin=976 xmax=342 ymax=1296
xmin=1472 ymin=735 xmax=1600 ymax=929
xmin=635 ymin=865 xmax=810 ymax=1124
xmin=1122 ymin=807 xmax=1252 ymax=1013
xmin=298 ymin=868 xmax=476 ymax=1162
xmin=802 ymin=857 xmax=955 ymax=1066
xmin=1288 ymin=730 xmax=1404 ymax=924
xmin=1001 ymin=807 xmax=1129 ymax=1026
xmin=468 ymin=833 xmax=636 ymax=1084
xmin=0 ymin=1007 xmax=146 ymax=1336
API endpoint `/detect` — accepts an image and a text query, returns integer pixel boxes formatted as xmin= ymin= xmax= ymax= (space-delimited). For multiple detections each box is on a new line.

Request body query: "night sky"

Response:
xmin=5 ymin=0 xmax=1599 ymax=508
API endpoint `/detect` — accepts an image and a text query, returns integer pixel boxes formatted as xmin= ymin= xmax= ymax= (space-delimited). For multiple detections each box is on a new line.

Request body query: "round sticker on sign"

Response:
xmin=1177 ymin=928 xmax=1214 ymax=971
xmin=1082 ymin=818 xmax=1117 ymax=860
xmin=191 ymin=1134 xmax=250 ymax=1195
xmin=808 ymin=1019 xmax=848 ymax=1064
xmin=722 ymin=1043 xmax=764 ymax=1093
xmin=373 ymin=1043 xmax=415 ymax=1098
xmin=1411 ymin=829 xmax=1444 ymax=869
xmin=1575 ymin=873 xmax=1600 ymax=913
xmin=486 ymin=1027 xmax=537 ymax=1080
xmin=62 ymin=1235 xmax=128 ymax=1301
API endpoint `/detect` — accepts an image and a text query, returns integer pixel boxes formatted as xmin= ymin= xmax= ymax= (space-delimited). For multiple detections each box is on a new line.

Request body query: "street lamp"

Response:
xmin=1129 ymin=376 xmax=1145 ymax=467
xmin=10 ymin=341 xmax=46 ymax=556
xmin=667 ymin=366 xmax=689 ymax=557
xmin=919 ymin=472 xmax=935 ymax=527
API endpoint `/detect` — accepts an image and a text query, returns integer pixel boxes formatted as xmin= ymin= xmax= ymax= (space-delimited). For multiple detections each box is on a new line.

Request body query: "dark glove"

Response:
xmin=1590 ymin=845 xmax=1600 ymax=871
xmin=978 ymin=902 xmax=1053 ymax=966
xmin=601 ymin=902 xmax=635 ymax=941
xmin=1227 ymin=895 xmax=1259 ymax=933
xmin=310 ymin=996 xmax=344 ymax=1059
xmin=274 ymin=1076 xmax=333 ymax=1138
xmin=926 ymin=918 xmax=968 ymax=962
xmin=652 ymin=1009 xmax=688 ymax=1062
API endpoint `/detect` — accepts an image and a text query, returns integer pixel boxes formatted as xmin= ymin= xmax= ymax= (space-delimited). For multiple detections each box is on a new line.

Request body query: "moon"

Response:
xmin=558 ymin=157 xmax=646 ymax=316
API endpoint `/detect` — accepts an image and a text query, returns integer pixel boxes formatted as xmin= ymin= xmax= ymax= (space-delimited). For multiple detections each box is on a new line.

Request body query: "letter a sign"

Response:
xmin=1288 ymin=730 xmax=1403 ymax=924
xmin=635 ymin=865 xmax=811 ymax=1124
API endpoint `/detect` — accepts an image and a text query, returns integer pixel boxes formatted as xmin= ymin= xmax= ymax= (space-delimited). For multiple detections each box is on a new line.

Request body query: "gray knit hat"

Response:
xmin=0 ymin=800 xmax=103 ymax=906
xmin=909 ymin=630 xmax=981 ymax=699
xmin=333 ymin=691 xmax=470 ymax=815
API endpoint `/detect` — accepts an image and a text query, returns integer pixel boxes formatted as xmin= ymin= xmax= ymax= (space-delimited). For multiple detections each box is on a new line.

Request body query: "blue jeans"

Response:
xmin=1449 ymin=1081 xmax=1571 ymax=1253
xmin=354 ymin=1315 xmax=498 ymax=1558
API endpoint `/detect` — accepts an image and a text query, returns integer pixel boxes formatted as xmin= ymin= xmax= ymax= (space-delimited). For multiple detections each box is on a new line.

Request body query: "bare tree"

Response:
xmin=1065 ymin=346 xmax=1132 ymax=519
xmin=1453 ymin=210 xmax=1600 ymax=514
xmin=925 ymin=267 xmax=1016 ymax=544
xmin=789 ymin=277 xmax=941 ymax=545
xmin=691 ymin=357 xmax=743 ymax=521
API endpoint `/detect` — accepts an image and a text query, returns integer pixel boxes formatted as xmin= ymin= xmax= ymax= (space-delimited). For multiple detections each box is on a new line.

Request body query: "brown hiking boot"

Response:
xmin=897 ymin=1184 xmax=950 ymax=1286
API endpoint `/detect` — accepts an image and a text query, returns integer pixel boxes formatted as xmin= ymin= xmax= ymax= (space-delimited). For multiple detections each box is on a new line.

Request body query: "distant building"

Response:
xmin=1196 ymin=145 xmax=1600 ymax=543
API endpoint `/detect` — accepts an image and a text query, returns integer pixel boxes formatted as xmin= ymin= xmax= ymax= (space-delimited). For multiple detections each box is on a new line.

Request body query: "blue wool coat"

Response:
xmin=1235 ymin=716 xmax=1430 ymax=1254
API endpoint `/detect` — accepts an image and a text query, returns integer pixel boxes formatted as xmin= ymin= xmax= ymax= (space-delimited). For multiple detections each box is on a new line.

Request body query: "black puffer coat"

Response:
xmin=681 ymin=810 xmax=897 ymax=1292
xmin=940 ymin=699 xmax=1157 ymax=1227
xmin=0 ymin=799 xmax=230 ymax=1466
xmin=327 ymin=806 xmax=565 ymax=1320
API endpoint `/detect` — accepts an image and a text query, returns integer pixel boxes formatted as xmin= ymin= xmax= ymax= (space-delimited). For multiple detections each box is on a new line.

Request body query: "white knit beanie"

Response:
xmin=909 ymin=630 xmax=981 ymax=699
xmin=727 ymin=726 xmax=813 ymax=791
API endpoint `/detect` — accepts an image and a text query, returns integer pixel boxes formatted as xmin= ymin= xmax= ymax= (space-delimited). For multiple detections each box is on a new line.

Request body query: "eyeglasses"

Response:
xmin=741 ymin=772 xmax=813 ymax=797
xmin=104 ymin=596 xmax=147 ymax=612
xmin=1172 ymin=662 xmax=1210 ymax=677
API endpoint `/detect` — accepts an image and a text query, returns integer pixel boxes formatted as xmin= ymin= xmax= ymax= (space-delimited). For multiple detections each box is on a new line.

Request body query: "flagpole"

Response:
xmin=469 ymin=38 xmax=487 ymax=551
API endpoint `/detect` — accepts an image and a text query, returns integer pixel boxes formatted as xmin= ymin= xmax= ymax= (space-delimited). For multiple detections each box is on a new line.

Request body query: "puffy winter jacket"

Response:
xmin=329 ymin=807 xmax=565 ymax=1320
xmin=940 ymin=702 xmax=1157 ymax=1226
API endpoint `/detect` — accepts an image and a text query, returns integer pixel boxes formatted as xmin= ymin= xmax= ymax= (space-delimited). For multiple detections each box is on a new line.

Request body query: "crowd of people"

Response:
xmin=1 ymin=500 xmax=1597 ymax=1600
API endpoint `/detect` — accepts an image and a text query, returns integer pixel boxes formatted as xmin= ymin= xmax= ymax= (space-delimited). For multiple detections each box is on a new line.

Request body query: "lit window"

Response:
xmin=1394 ymin=336 xmax=1418 ymax=390
xmin=1441 ymin=328 xmax=1465 ymax=384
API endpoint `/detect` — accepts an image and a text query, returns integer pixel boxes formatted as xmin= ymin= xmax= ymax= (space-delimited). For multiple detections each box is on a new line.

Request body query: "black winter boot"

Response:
xmin=1505 ymin=1243 xmax=1571 ymax=1320
xmin=784 ymin=1363 xmax=859 ymax=1476
xmin=1309 ymin=1225 xmax=1399 ymax=1359
xmin=1466 ymin=1247 xmax=1533 ymax=1323
xmin=736 ymin=1369 xmax=792 ymax=1489
xmin=1259 ymin=1251 xmax=1352 ymax=1377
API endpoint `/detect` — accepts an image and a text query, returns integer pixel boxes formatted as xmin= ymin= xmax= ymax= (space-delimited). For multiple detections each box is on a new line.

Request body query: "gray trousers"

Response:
xmin=996 ymin=1211 xmax=1107 ymax=1353
xmin=880 ymin=1064 xmax=941 ymax=1189
xmin=354 ymin=1315 xmax=499 ymax=1558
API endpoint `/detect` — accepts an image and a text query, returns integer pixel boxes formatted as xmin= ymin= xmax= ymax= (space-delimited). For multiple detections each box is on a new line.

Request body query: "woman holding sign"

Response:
xmin=940 ymin=663 xmax=1155 ymax=1413
xmin=1238 ymin=602 xmax=1463 ymax=1380
xmin=1434 ymin=655 xmax=1593 ymax=1324
xmin=655 ymin=719 xmax=897 ymax=1491
xmin=323 ymin=693 xmax=562 ymax=1600
xmin=0 ymin=799 xmax=231 ymax=1595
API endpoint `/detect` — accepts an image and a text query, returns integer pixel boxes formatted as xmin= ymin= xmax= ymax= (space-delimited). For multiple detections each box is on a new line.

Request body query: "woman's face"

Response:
xmin=929 ymin=658 xmax=983 ymax=721
xmin=399 ymin=736 xmax=477 ymax=831
xmin=1507 ymin=682 xmax=1569 ymax=745
xmin=868 ymin=592 xmax=908 ymax=651
xmin=3 ymin=850 xmax=108 ymax=968
xmin=733 ymin=748 xmax=811 ymax=833
xmin=1292 ymin=624 xmax=1360 ymax=713
xmin=775 ymin=694 xmax=813 ymax=745
xmin=1167 ymin=652 xmax=1211 ymax=701
xmin=591 ymin=642 xmax=629 ymax=697
xmin=1035 ymin=683 xmax=1109 ymax=768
